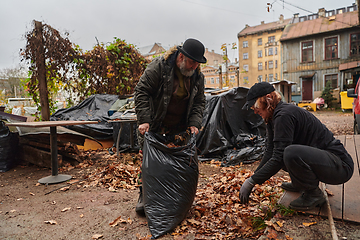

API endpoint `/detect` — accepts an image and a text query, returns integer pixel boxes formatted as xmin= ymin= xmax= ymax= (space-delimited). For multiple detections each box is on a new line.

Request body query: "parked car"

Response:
xmin=347 ymin=81 xmax=360 ymax=134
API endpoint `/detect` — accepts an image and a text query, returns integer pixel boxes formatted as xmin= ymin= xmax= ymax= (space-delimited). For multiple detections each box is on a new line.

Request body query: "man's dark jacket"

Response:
xmin=134 ymin=46 xmax=206 ymax=132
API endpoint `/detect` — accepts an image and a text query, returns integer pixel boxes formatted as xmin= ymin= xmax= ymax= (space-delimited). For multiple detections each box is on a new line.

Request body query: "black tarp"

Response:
xmin=50 ymin=88 xmax=266 ymax=166
xmin=50 ymin=94 xmax=119 ymax=140
xmin=196 ymin=87 xmax=266 ymax=166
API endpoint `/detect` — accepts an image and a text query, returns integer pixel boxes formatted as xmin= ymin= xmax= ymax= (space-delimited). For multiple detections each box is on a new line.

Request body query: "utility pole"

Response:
xmin=219 ymin=65 xmax=222 ymax=89
xmin=225 ymin=46 xmax=229 ymax=87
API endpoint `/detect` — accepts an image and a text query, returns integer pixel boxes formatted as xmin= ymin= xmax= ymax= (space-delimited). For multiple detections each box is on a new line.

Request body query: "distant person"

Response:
xmin=134 ymin=38 xmax=207 ymax=214
xmin=239 ymin=82 xmax=354 ymax=210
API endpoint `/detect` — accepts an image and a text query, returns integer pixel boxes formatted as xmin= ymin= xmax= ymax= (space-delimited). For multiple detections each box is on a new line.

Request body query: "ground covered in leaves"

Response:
xmin=1 ymin=109 xmax=360 ymax=240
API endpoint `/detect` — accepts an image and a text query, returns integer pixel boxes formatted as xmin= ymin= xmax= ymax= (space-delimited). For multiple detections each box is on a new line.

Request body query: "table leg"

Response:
xmin=116 ymin=123 xmax=124 ymax=157
xmin=38 ymin=126 xmax=72 ymax=184
xmin=130 ymin=123 xmax=134 ymax=149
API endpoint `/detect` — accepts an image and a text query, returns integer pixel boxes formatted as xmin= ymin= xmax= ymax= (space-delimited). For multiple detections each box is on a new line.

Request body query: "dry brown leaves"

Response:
xmin=79 ymin=151 xmax=141 ymax=191
xmin=173 ymin=161 xmax=290 ymax=239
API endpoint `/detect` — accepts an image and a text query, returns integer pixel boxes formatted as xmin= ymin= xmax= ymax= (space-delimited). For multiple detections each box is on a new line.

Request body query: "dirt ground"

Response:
xmin=1 ymin=109 xmax=359 ymax=240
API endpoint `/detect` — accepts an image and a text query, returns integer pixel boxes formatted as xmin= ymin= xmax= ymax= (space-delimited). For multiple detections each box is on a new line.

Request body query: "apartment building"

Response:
xmin=237 ymin=15 xmax=291 ymax=87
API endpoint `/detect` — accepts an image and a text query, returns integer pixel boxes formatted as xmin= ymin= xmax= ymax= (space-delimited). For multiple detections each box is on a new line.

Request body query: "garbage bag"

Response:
xmin=142 ymin=131 xmax=198 ymax=239
xmin=0 ymin=121 xmax=19 ymax=172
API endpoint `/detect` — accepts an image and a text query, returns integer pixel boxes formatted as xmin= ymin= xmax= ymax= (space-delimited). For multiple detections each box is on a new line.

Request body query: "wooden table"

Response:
xmin=5 ymin=120 xmax=98 ymax=184
xmin=108 ymin=119 xmax=137 ymax=156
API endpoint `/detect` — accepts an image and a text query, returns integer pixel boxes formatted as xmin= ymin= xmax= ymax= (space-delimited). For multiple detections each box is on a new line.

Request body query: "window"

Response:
xmin=243 ymin=41 xmax=248 ymax=48
xmin=275 ymin=73 xmax=278 ymax=80
xmin=216 ymin=77 xmax=219 ymax=83
xmin=268 ymin=36 xmax=275 ymax=43
xmin=268 ymin=48 xmax=273 ymax=56
xmin=258 ymin=38 xmax=262 ymax=46
xmin=258 ymin=62 xmax=263 ymax=70
xmin=275 ymin=60 xmax=278 ymax=68
xmin=243 ymin=77 xmax=249 ymax=84
xmin=301 ymin=41 xmax=313 ymax=62
xmin=258 ymin=75 xmax=263 ymax=82
xmin=211 ymin=78 xmax=214 ymax=84
xmin=325 ymin=36 xmax=338 ymax=60
xmin=275 ymin=47 xmax=278 ymax=55
xmin=258 ymin=50 xmax=262 ymax=58
xmin=265 ymin=61 xmax=267 ymax=70
xmin=350 ymin=33 xmax=360 ymax=56
xmin=269 ymin=60 xmax=273 ymax=69
xmin=243 ymin=53 xmax=249 ymax=59
xmin=325 ymin=74 xmax=338 ymax=89
xmin=243 ymin=64 xmax=249 ymax=72
xmin=230 ymin=76 xmax=235 ymax=82
xmin=269 ymin=74 xmax=274 ymax=82
xmin=265 ymin=49 xmax=267 ymax=56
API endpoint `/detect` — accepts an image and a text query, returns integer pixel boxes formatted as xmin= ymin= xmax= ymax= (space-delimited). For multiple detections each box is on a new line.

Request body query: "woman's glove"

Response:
xmin=239 ymin=177 xmax=256 ymax=203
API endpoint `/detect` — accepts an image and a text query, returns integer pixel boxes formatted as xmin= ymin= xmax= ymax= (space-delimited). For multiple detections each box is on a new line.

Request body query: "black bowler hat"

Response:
xmin=178 ymin=38 xmax=207 ymax=63
xmin=242 ymin=82 xmax=275 ymax=110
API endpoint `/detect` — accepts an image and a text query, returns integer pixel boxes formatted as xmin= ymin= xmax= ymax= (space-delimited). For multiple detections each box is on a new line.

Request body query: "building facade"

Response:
xmin=280 ymin=4 xmax=359 ymax=102
xmin=237 ymin=15 xmax=291 ymax=88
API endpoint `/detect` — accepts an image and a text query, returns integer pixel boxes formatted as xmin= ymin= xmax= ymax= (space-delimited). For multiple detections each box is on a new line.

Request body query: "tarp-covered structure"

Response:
xmin=197 ymin=87 xmax=266 ymax=166
xmin=50 ymin=88 xmax=266 ymax=166
xmin=50 ymin=94 xmax=119 ymax=140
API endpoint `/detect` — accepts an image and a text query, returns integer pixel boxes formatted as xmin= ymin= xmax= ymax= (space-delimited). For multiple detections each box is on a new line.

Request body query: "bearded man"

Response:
xmin=134 ymin=38 xmax=207 ymax=214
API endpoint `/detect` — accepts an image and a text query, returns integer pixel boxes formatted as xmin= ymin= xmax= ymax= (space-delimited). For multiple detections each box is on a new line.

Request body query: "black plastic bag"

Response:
xmin=142 ymin=131 xmax=198 ymax=239
xmin=0 ymin=121 xmax=18 ymax=172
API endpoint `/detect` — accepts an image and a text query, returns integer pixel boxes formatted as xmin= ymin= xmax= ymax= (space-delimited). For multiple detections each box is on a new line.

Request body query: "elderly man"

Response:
xmin=239 ymin=82 xmax=353 ymax=210
xmin=134 ymin=38 xmax=207 ymax=214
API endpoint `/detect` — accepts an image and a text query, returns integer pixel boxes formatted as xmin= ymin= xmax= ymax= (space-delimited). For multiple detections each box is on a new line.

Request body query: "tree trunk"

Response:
xmin=34 ymin=20 xmax=50 ymax=121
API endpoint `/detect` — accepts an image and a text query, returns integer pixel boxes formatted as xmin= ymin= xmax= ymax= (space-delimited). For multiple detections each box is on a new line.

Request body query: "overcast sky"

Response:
xmin=0 ymin=0 xmax=356 ymax=70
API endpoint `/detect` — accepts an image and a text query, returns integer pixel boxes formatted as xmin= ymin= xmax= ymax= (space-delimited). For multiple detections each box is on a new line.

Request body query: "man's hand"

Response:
xmin=189 ymin=126 xmax=199 ymax=135
xmin=138 ymin=123 xmax=149 ymax=135
xmin=239 ymin=177 xmax=255 ymax=204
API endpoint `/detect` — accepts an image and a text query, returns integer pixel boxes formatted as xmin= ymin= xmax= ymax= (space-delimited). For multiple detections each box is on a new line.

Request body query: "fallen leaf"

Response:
xmin=29 ymin=192 xmax=35 ymax=196
xmin=10 ymin=210 xmax=16 ymax=213
xmin=325 ymin=188 xmax=334 ymax=196
xmin=267 ymin=228 xmax=278 ymax=239
xmin=302 ymin=222 xmax=317 ymax=227
xmin=35 ymin=183 xmax=41 ymax=186
xmin=60 ymin=186 xmax=70 ymax=191
xmin=92 ymin=234 xmax=103 ymax=239
xmin=109 ymin=215 xmax=127 ymax=227
xmin=51 ymin=201 xmax=56 ymax=205
xmin=76 ymin=206 xmax=84 ymax=209
xmin=17 ymin=198 xmax=24 ymax=201
xmin=44 ymin=220 xmax=57 ymax=225
xmin=80 ymin=214 xmax=84 ymax=218
xmin=61 ymin=207 xmax=71 ymax=212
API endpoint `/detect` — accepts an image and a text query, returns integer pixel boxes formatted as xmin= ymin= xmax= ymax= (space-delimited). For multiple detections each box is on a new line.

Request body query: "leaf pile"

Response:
xmin=173 ymin=162 xmax=290 ymax=239
xmin=80 ymin=152 xmax=141 ymax=191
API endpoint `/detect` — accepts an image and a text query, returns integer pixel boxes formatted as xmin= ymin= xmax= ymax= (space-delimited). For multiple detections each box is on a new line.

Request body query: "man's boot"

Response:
xmin=289 ymin=187 xmax=326 ymax=211
xmin=135 ymin=186 xmax=145 ymax=215
xmin=281 ymin=182 xmax=301 ymax=192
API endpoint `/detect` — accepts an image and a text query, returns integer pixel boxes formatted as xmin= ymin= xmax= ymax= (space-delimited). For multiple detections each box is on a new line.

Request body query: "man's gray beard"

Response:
xmin=179 ymin=60 xmax=195 ymax=77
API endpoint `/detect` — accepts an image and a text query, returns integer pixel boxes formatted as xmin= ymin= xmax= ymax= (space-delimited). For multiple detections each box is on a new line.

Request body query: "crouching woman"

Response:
xmin=239 ymin=82 xmax=354 ymax=210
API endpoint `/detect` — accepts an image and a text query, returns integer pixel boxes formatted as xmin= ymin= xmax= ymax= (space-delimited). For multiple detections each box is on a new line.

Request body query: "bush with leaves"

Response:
xmin=21 ymin=21 xmax=149 ymax=118
xmin=320 ymin=81 xmax=337 ymax=108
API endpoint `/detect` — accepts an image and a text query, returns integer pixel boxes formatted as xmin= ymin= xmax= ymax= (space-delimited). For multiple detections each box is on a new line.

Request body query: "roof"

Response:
xmin=281 ymin=10 xmax=359 ymax=41
xmin=270 ymin=79 xmax=297 ymax=85
xmin=238 ymin=19 xmax=291 ymax=37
